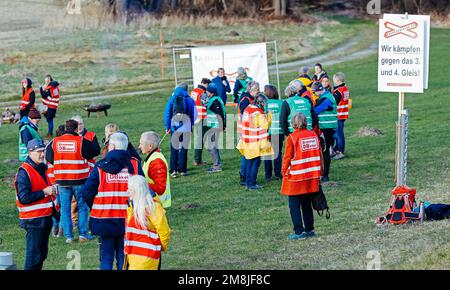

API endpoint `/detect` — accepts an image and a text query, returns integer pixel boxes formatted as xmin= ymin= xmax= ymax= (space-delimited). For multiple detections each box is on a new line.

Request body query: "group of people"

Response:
xmin=14 ymin=62 xmax=350 ymax=270
xmin=163 ymin=63 xmax=350 ymax=239
xmin=16 ymin=103 xmax=172 ymax=269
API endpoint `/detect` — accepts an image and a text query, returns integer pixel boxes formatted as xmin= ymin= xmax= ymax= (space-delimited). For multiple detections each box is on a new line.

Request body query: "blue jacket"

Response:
xmin=15 ymin=157 xmax=53 ymax=229
xmin=212 ymin=76 xmax=231 ymax=104
xmin=19 ymin=118 xmax=39 ymax=147
xmin=82 ymin=149 xmax=147 ymax=237
xmin=164 ymin=87 xmax=197 ymax=133
xmin=314 ymin=92 xmax=334 ymax=115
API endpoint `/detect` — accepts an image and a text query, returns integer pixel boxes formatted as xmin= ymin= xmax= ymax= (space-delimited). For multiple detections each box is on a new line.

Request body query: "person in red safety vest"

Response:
xmin=14 ymin=139 xmax=59 ymax=270
xmin=45 ymin=119 xmax=100 ymax=244
xmin=331 ymin=72 xmax=350 ymax=160
xmin=190 ymin=78 xmax=211 ymax=166
xmin=19 ymin=78 xmax=36 ymax=120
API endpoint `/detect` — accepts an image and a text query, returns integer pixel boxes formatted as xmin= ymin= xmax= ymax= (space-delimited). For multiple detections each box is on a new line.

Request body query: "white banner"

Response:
xmin=378 ymin=14 xmax=426 ymax=93
xmin=191 ymin=43 xmax=269 ymax=94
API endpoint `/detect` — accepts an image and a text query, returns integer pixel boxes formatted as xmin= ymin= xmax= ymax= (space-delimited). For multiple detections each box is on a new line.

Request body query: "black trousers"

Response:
xmin=320 ymin=129 xmax=335 ymax=178
xmin=24 ymin=218 xmax=52 ymax=270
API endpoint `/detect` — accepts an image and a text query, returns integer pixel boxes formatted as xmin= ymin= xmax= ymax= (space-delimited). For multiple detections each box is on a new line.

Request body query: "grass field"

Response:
xmin=0 ymin=27 xmax=449 ymax=270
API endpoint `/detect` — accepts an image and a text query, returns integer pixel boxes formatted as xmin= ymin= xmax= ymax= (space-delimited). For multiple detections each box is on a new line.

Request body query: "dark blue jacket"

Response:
xmin=82 ymin=149 xmax=146 ymax=237
xmin=15 ymin=157 xmax=53 ymax=229
xmin=212 ymin=76 xmax=231 ymax=104
xmin=164 ymin=87 xmax=196 ymax=133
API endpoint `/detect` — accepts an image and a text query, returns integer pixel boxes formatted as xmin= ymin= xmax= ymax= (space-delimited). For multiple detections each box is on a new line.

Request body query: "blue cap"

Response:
xmin=27 ymin=139 xmax=45 ymax=151
xmin=206 ymin=83 xmax=218 ymax=95
xmin=311 ymin=82 xmax=324 ymax=92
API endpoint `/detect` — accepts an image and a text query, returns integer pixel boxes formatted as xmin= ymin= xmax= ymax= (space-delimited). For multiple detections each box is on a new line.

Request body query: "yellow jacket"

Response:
xmin=124 ymin=198 xmax=171 ymax=270
xmin=236 ymin=109 xmax=274 ymax=159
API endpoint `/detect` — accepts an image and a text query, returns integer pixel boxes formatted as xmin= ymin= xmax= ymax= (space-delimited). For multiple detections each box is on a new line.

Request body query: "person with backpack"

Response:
xmin=233 ymin=67 xmax=253 ymax=104
xmin=263 ymin=84 xmax=283 ymax=181
xmin=204 ymin=83 xmax=226 ymax=173
xmin=281 ymin=112 xmax=322 ymax=240
xmin=163 ymin=83 xmax=197 ymax=178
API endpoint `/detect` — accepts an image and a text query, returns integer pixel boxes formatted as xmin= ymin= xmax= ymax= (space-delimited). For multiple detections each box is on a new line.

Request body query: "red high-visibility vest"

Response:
xmin=20 ymin=88 xmax=34 ymax=111
xmin=237 ymin=95 xmax=253 ymax=134
xmin=286 ymin=129 xmax=322 ymax=181
xmin=42 ymin=84 xmax=60 ymax=109
xmin=14 ymin=162 xmax=53 ymax=220
xmin=90 ymin=158 xmax=139 ymax=219
xmin=52 ymin=134 xmax=90 ymax=182
xmin=190 ymin=88 xmax=206 ymax=120
xmin=47 ymin=162 xmax=55 ymax=185
xmin=125 ymin=208 xmax=162 ymax=259
xmin=83 ymin=130 xmax=96 ymax=171
xmin=334 ymin=85 xmax=350 ymax=120
xmin=240 ymin=105 xmax=269 ymax=143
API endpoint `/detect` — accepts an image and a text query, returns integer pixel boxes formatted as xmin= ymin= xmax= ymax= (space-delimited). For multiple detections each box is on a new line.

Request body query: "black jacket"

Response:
xmin=45 ymin=132 xmax=101 ymax=186
xmin=15 ymin=157 xmax=53 ymax=229
xmin=19 ymin=119 xmax=39 ymax=147
xmin=207 ymin=96 xmax=226 ymax=130
xmin=82 ymin=149 xmax=145 ymax=237
xmin=332 ymin=83 xmax=346 ymax=105
xmin=280 ymin=95 xmax=317 ymax=136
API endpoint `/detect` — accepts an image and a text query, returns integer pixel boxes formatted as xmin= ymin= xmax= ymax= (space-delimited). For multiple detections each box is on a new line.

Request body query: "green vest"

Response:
xmin=237 ymin=77 xmax=253 ymax=95
xmin=317 ymin=91 xmax=338 ymax=129
xmin=206 ymin=96 xmax=226 ymax=129
xmin=143 ymin=151 xmax=171 ymax=208
xmin=285 ymin=96 xmax=313 ymax=131
xmin=18 ymin=123 xmax=42 ymax=162
xmin=266 ymin=99 xmax=283 ymax=135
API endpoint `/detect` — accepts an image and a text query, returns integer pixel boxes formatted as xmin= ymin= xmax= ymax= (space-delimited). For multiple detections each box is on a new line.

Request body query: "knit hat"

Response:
xmin=28 ymin=108 xmax=41 ymax=119
xmin=206 ymin=83 xmax=218 ymax=95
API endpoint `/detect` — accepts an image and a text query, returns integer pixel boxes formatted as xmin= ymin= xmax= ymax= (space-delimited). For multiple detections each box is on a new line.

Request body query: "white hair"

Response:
xmin=333 ymin=72 xmax=345 ymax=83
xmin=71 ymin=115 xmax=83 ymax=124
xmin=109 ymin=132 xmax=128 ymax=150
xmin=247 ymin=81 xmax=260 ymax=93
xmin=291 ymin=112 xmax=308 ymax=129
xmin=128 ymin=175 xmax=155 ymax=229
xmin=288 ymin=79 xmax=304 ymax=92
xmin=141 ymin=131 xmax=160 ymax=149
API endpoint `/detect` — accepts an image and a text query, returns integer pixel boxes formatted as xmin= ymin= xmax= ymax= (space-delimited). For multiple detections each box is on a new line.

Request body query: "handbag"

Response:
xmin=312 ymin=185 xmax=330 ymax=219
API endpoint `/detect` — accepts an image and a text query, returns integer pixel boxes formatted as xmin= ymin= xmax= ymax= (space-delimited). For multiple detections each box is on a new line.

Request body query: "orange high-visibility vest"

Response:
xmin=14 ymin=162 xmax=53 ymax=220
xmin=90 ymin=158 xmax=139 ymax=219
xmin=125 ymin=208 xmax=162 ymax=260
xmin=42 ymin=84 xmax=60 ymax=109
xmin=334 ymin=85 xmax=350 ymax=120
xmin=286 ymin=129 xmax=322 ymax=181
xmin=83 ymin=130 xmax=96 ymax=171
xmin=190 ymin=88 xmax=206 ymax=120
xmin=20 ymin=88 xmax=34 ymax=111
xmin=52 ymin=134 xmax=90 ymax=182
xmin=240 ymin=105 xmax=269 ymax=143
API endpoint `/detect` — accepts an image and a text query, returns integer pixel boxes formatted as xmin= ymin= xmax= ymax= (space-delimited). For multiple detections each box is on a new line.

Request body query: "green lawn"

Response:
xmin=0 ymin=28 xmax=449 ymax=270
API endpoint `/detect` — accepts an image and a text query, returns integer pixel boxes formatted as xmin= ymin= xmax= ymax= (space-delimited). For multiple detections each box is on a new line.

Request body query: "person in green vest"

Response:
xmin=312 ymin=82 xmax=338 ymax=182
xmin=279 ymin=83 xmax=316 ymax=137
xmin=18 ymin=108 xmax=42 ymax=162
xmin=263 ymin=84 xmax=283 ymax=181
xmin=233 ymin=67 xmax=253 ymax=104
xmin=138 ymin=131 xmax=171 ymax=208
xmin=205 ymin=83 xmax=226 ymax=173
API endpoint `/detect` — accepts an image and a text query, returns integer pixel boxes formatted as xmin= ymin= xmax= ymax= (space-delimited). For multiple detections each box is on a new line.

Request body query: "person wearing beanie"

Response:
xmin=39 ymin=74 xmax=61 ymax=139
xmin=205 ymin=83 xmax=226 ymax=173
xmin=233 ymin=67 xmax=253 ymax=104
xmin=18 ymin=108 xmax=42 ymax=162
xmin=19 ymin=78 xmax=36 ymax=120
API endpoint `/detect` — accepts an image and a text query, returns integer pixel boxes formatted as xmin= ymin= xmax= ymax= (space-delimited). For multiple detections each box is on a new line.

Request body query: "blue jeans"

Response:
xmin=52 ymin=195 xmax=60 ymax=230
xmin=264 ymin=134 xmax=284 ymax=179
xmin=334 ymin=120 xmax=345 ymax=153
xmin=170 ymin=132 xmax=191 ymax=174
xmin=288 ymin=194 xmax=314 ymax=234
xmin=240 ymin=156 xmax=247 ymax=180
xmin=59 ymin=185 xmax=89 ymax=239
xmin=24 ymin=217 xmax=52 ymax=270
xmin=99 ymin=235 xmax=124 ymax=270
xmin=245 ymin=157 xmax=261 ymax=187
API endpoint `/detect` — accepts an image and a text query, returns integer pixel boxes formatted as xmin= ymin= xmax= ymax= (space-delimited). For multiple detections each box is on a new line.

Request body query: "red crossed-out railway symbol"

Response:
xmin=384 ymin=21 xmax=418 ymax=39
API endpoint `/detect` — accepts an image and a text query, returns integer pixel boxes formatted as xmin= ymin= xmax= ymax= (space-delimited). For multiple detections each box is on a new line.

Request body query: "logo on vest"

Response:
xmin=106 ymin=169 xmax=130 ymax=183
xmin=53 ymin=88 xmax=59 ymax=96
xmin=300 ymin=137 xmax=319 ymax=151
xmin=293 ymin=99 xmax=305 ymax=104
xmin=56 ymin=141 xmax=76 ymax=153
